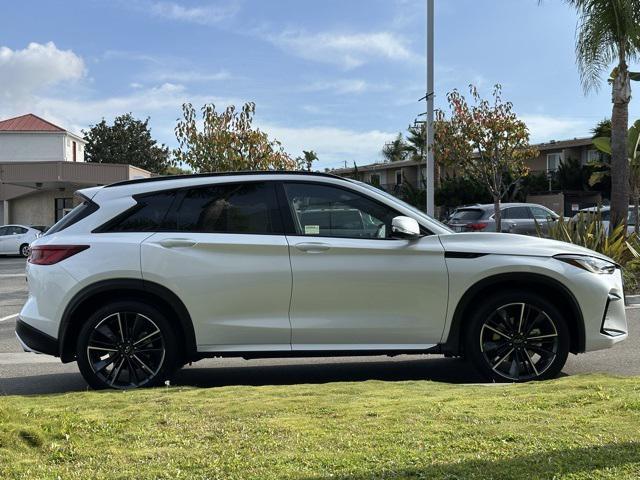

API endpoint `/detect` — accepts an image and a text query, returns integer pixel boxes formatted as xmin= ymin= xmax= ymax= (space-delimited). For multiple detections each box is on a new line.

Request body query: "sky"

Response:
xmin=1 ymin=0 xmax=639 ymax=170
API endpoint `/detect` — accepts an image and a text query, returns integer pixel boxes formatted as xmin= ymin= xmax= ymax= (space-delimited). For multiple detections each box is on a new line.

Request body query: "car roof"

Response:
xmin=455 ymin=203 xmax=548 ymax=211
xmin=105 ymin=170 xmax=343 ymax=189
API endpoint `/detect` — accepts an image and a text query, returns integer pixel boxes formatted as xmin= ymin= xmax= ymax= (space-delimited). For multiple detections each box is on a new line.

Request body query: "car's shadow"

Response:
xmin=0 ymin=356 xmax=494 ymax=395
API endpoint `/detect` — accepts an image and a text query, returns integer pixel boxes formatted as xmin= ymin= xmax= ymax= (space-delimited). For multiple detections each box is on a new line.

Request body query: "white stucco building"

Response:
xmin=0 ymin=114 xmax=151 ymax=227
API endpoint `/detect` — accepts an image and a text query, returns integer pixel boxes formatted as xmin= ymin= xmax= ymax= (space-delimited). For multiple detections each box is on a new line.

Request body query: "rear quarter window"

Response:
xmin=45 ymin=198 xmax=98 ymax=235
xmin=105 ymin=190 xmax=176 ymax=232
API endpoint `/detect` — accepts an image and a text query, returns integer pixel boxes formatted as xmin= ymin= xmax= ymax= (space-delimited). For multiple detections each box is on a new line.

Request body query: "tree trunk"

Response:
xmin=493 ymin=194 xmax=501 ymax=232
xmin=609 ymin=65 xmax=631 ymax=229
xmin=635 ymin=192 xmax=639 ymax=235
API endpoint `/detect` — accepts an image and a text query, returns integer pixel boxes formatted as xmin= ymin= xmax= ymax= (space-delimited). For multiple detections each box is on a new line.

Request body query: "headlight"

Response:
xmin=554 ymin=254 xmax=616 ymax=274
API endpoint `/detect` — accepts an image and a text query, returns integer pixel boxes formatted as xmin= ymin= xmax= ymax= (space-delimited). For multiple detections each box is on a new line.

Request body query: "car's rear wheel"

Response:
xmin=465 ymin=291 xmax=570 ymax=382
xmin=19 ymin=243 xmax=29 ymax=258
xmin=76 ymin=301 xmax=178 ymax=389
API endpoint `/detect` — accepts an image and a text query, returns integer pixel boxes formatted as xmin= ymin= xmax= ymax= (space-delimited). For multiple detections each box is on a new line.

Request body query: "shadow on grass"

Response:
xmin=1 ymin=357 xmax=486 ymax=395
xmin=174 ymin=356 xmax=486 ymax=388
xmin=302 ymin=442 xmax=640 ymax=480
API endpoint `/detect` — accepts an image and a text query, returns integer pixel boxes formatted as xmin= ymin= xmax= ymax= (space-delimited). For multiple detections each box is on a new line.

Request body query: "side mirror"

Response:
xmin=391 ymin=216 xmax=421 ymax=239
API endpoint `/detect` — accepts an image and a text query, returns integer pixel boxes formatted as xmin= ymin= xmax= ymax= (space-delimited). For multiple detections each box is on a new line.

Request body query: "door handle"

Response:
xmin=295 ymin=242 xmax=331 ymax=253
xmin=158 ymin=238 xmax=197 ymax=248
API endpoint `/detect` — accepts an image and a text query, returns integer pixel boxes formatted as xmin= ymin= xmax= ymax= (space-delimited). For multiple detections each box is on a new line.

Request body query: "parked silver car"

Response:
xmin=447 ymin=203 xmax=560 ymax=234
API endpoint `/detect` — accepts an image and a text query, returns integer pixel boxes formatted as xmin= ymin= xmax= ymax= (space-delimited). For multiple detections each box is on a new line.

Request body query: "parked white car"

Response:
xmin=17 ymin=173 xmax=627 ymax=389
xmin=0 ymin=224 xmax=42 ymax=257
xmin=572 ymin=206 xmax=636 ymax=234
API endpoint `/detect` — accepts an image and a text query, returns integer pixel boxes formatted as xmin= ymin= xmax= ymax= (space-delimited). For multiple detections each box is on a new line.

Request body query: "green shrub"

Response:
xmin=540 ymin=212 xmax=639 ymax=266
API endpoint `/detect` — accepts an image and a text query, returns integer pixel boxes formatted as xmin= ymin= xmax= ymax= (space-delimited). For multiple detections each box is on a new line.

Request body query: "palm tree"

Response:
xmin=564 ymin=0 xmax=640 ymax=227
xmin=382 ymin=133 xmax=408 ymax=163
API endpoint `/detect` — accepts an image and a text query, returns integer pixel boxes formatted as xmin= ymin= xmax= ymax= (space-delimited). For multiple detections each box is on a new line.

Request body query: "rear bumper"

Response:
xmin=15 ymin=318 xmax=59 ymax=357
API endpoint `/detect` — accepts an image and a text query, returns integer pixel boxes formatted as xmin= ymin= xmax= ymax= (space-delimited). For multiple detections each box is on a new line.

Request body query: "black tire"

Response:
xmin=76 ymin=300 xmax=179 ymax=390
xmin=464 ymin=291 xmax=570 ymax=382
xmin=19 ymin=243 xmax=30 ymax=258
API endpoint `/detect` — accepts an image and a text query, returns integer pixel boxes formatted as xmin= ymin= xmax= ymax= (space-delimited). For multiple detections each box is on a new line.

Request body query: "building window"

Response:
xmin=395 ymin=170 xmax=403 ymax=185
xmin=587 ymin=149 xmax=601 ymax=163
xmin=546 ymin=153 xmax=563 ymax=172
xmin=55 ymin=198 xmax=74 ymax=222
xmin=369 ymin=174 xmax=381 ymax=186
xmin=72 ymin=141 xmax=77 ymax=162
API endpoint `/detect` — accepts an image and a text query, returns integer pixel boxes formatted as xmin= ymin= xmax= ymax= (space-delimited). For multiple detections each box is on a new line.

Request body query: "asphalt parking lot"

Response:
xmin=1 ymin=257 xmax=639 ymax=395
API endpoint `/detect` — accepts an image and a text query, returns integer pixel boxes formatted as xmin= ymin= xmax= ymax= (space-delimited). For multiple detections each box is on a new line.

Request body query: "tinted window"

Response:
xmin=46 ymin=199 xmax=99 ymax=235
xmin=502 ymin=207 xmax=532 ymax=219
xmin=449 ymin=209 xmax=484 ymax=222
xmin=283 ymin=183 xmax=399 ymax=239
xmin=530 ymin=206 xmax=557 ymax=220
xmin=176 ymin=182 xmax=280 ymax=234
xmin=109 ymin=190 xmax=176 ymax=232
xmin=0 ymin=227 xmax=7 ymax=236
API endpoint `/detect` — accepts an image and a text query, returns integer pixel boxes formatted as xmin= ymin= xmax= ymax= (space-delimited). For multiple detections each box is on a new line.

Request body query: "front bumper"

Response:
xmin=15 ymin=318 xmax=59 ymax=357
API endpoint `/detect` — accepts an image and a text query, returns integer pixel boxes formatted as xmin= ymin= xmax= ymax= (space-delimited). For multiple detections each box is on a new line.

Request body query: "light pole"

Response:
xmin=425 ymin=0 xmax=435 ymax=216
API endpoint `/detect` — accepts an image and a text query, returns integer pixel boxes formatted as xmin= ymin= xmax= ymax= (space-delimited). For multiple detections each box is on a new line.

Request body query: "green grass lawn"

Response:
xmin=1 ymin=374 xmax=640 ymax=479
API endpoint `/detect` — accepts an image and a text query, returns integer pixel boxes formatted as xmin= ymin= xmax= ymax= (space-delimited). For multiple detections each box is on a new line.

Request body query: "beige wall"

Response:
xmin=8 ymin=188 xmax=79 ymax=226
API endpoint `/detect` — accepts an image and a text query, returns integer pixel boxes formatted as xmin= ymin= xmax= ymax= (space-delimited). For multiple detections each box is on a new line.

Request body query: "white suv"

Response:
xmin=16 ymin=172 xmax=628 ymax=389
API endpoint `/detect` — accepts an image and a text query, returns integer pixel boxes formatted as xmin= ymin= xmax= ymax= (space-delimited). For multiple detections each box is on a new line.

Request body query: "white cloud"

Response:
xmin=303 ymin=79 xmax=390 ymax=95
xmin=261 ymin=123 xmax=396 ymax=169
xmin=0 ymin=42 xmax=85 ymax=101
xmin=149 ymin=69 xmax=231 ymax=83
xmin=521 ymin=114 xmax=591 ymax=143
xmin=148 ymin=1 xmax=240 ymax=25
xmin=268 ymin=30 xmax=417 ymax=69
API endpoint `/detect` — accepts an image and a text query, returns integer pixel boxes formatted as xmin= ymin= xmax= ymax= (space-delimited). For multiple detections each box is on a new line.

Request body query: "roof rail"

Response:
xmin=105 ymin=170 xmax=344 ymax=188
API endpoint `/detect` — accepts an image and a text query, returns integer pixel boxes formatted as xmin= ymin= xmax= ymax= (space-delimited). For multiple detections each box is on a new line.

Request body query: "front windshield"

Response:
xmin=353 ymin=180 xmax=454 ymax=234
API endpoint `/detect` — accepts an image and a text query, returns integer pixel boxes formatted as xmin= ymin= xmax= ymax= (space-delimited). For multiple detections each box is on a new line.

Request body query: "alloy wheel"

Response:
xmin=20 ymin=244 xmax=30 ymax=257
xmin=480 ymin=302 xmax=559 ymax=381
xmin=86 ymin=312 xmax=166 ymax=389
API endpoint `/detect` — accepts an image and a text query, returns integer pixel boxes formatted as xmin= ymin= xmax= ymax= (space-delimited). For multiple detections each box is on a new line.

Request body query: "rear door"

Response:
xmin=501 ymin=206 xmax=534 ymax=234
xmin=140 ymin=181 xmax=293 ymax=353
xmin=280 ymin=181 xmax=448 ymax=350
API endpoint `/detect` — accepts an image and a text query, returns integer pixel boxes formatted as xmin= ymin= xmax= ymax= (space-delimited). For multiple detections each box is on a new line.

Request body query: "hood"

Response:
xmin=438 ymin=232 xmax=614 ymax=262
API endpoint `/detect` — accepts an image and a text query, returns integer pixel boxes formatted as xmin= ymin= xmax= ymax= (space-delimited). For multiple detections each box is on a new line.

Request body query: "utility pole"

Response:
xmin=426 ymin=0 xmax=435 ymax=216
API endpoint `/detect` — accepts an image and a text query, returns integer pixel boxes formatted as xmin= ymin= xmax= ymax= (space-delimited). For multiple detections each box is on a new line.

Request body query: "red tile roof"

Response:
xmin=0 ymin=113 xmax=66 ymax=132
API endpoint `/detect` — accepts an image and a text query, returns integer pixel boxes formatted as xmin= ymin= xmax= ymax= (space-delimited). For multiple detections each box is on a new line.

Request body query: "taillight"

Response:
xmin=466 ymin=222 xmax=488 ymax=231
xmin=28 ymin=245 xmax=89 ymax=265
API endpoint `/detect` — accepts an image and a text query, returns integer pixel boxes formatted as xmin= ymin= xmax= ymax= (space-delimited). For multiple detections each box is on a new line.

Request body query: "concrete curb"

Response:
xmin=625 ymin=295 xmax=640 ymax=305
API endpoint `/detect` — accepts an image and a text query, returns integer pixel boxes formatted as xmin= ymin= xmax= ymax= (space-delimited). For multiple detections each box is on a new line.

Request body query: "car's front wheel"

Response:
xmin=76 ymin=301 xmax=178 ymax=389
xmin=465 ymin=291 xmax=570 ymax=382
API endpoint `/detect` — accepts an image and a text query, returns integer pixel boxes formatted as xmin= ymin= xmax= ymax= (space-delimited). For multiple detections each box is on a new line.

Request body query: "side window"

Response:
xmin=283 ymin=183 xmax=399 ymax=239
xmin=15 ymin=227 xmax=28 ymax=234
xmin=176 ymin=182 xmax=280 ymax=234
xmin=107 ymin=190 xmax=176 ymax=232
xmin=0 ymin=227 xmax=7 ymax=236
xmin=530 ymin=206 xmax=555 ymax=220
xmin=503 ymin=207 xmax=531 ymax=220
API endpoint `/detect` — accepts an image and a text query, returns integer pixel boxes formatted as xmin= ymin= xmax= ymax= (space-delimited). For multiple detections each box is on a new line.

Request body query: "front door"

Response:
xmin=140 ymin=182 xmax=292 ymax=352
xmin=280 ymin=182 xmax=448 ymax=350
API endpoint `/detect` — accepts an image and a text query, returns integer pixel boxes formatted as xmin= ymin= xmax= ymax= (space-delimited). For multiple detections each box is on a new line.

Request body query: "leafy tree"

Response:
xmin=83 ymin=113 xmax=170 ymax=174
xmin=561 ymin=0 xmax=640 ymax=227
xmin=592 ymin=119 xmax=640 ymax=232
xmin=296 ymin=150 xmax=318 ymax=172
xmin=164 ymin=165 xmax=192 ymax=176
xmin=434 ymin=84 xmax=538 ymax=231
xmin=382 ymin=133 xmax=408 ymax=163
xmin=435 ymin=175 xmax=491 ymax=213
xmin=173 ymin=102 xmax=301 ymax=172
xmin=592 ymin=118 xmax=612 ymax=138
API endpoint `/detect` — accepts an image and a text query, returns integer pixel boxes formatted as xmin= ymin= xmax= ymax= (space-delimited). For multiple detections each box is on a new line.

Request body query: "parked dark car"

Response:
xmin=446 ymin=203 xmax=560 ymax=235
